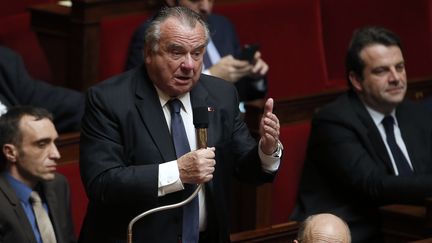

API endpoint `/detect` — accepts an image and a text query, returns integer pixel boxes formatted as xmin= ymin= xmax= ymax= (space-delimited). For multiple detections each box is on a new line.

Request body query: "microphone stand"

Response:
xmin=127 ymin=108 xmax=208 ymax=243
xmin=127 ymin=184 xmax=203 ymax=243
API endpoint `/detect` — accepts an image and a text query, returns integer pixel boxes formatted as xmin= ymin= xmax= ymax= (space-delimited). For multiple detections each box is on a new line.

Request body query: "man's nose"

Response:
xmin=181 ymin=53 xmax=194 ymax=70
xmin=50 ymin=144 xmax=61 ymax=160
xmin=389 ymin=67 xmax=401 ymax=83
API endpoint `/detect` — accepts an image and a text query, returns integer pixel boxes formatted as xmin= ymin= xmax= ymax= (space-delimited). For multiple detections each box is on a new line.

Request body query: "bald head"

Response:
xmin=296 ymin=214 xmax=351 ymax=243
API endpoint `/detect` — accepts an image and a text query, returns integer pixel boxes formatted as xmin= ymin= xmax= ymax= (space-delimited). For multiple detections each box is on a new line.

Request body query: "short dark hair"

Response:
xmin=0 ymin=106 xmax=53 ymax=169
xmin=345 ymin=26 xmax=403 ymax=86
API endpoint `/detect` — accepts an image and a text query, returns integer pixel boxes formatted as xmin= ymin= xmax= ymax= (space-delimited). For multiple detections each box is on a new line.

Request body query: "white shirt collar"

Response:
xmin=363 ymin=103 xmax=397 ymax=126
xmin=153 ymin=85 xmax=192 ymax=115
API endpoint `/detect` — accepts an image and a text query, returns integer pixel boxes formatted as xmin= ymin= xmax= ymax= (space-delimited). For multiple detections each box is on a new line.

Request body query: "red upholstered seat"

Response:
xmin=321 ymin=0 xmax=432 ymax=88
xmin=0 ymin=13 xmax=53 ymax=82
xmin=98 ymin=13 xmax=149 ymax=81
xmin=57 ymin=162 xmax=88 ymax=237
xmin=214 ymin=0 xmax=329 ymax=99
xmin=271 ymin=121 xmax=310 ymax=224
xmin=0 ymin=0 xmax=55 ymax=17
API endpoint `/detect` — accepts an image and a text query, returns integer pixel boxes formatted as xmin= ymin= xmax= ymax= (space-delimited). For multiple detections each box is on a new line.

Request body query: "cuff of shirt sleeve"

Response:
xmin=258 ymin=140 xmax=283 ymax=172
xmin=158 ymin=160 xmax=184 ymax=196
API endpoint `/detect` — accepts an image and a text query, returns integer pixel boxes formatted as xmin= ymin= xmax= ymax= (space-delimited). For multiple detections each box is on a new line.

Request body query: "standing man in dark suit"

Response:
xmin=126 ymin=0 xmax=269 ymax=106
xmin=292 ymin=26 xmax=432 ymax=243
xmin=79 ymin=6 xmax=281 ymax=243
xmin=0 ymin=46 xmax=84 ymax=133
xmin=0 ymin=106 xmax=76 ymax=243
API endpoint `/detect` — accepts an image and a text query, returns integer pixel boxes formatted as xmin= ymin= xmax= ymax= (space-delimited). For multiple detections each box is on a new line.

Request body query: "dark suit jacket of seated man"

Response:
xmin=0 ymin=106 xmax=76 ymax=243
xmin=0 ymin=46 xmax=84 ymax=133
xmin=79 ymin=6 xmax=282 ymax=243
xmin=292 ymin=26 xmax=432 ymax=243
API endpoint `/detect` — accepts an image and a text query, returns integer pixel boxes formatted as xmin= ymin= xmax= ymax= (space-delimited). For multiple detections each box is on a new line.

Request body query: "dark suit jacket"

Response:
xmin=292 ymin=91 xmax=432 ymax=243
xmin=125 ymin=14 xmax=267 ymax=102
xmin=0 ymin=173 xmax=76 ymax=243
xmin=78 ymin=66 xmax=275 ymax=243
xmin=0 ymin=46 xmax=84 ymax=133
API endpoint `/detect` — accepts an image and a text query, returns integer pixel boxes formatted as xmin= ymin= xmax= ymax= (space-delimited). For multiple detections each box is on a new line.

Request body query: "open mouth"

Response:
xmin=175 ymin=76 xmax=192 ymax=83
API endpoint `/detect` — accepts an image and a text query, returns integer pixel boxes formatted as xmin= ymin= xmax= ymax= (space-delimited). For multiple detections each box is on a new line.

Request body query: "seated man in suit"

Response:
xmin=292 ymin=26 xmax=432 ymax=243
xmin=79 ymin=6 xmax=281 ymax=243
xmin=126 ymin=0 xmax=269 ymax=109
xmin=0 ymin=106 xmax=76 ymax=243
xmin=294 ymin=213 xmax=351 ymax=243
xmin=0 ymin=46 xmax=84 ymax=133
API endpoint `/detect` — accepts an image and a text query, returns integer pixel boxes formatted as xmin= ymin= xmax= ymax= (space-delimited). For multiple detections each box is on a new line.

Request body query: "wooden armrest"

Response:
xmin=230 ymin=221 xmax=300 ymax=243
xmin=380 ymin=204 xmax=428 ymax=242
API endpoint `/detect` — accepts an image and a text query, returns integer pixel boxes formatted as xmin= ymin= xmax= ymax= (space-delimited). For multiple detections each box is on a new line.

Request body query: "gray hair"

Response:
xmin=144 ymin=6 xmax=210 ymax=53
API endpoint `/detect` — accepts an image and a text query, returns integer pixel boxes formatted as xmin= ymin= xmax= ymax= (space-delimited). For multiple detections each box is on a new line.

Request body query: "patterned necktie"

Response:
xmin=382 ymin=116 xmax=414 ymax=176
xmin=30 ymin=191 xmax=57 ymax=243
xmin=168 ymin=99 xmax=199 ymax=243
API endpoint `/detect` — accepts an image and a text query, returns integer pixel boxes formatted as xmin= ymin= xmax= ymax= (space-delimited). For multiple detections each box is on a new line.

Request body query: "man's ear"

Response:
xmin=349 ymin=71 xmax=363 ymax=92
xmin=144 ymin=46 xmax=153 ymax=64
xmin=293 ymin=240 xmax=299 ymax=243
xmin=3 ymin=144 xmax=18 ymax=163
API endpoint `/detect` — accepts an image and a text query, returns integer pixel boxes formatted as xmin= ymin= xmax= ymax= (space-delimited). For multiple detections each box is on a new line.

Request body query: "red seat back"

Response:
xmin=0 ymin=13 xmax=53 ymax=82
xmin=0 ymin=0 xmax=55 ymax=17
xmin=99 ymin=13 xmax=149 ymax=81
xmin=214 ymin=0 xmax=329 ymax=99
xmin=271 ymin=121 xmax=310 ymax=224
xmin=321 ymin=0 xmax=432 ymax=88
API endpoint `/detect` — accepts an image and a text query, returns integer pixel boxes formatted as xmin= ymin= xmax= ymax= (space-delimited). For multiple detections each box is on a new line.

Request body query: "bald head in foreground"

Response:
xmin=295 ymin=213 xmax=351 ymax=243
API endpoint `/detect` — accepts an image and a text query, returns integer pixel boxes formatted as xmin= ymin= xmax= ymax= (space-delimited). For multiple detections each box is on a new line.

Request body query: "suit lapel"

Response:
xmin=0 ymin=175 xmax=37 ymax=243
xmin=396 ymin=104 xmax=420 ymax=172
xmin=349 ymin=93 xmax=395 ymax=173
xmin=134 ymin=68 xmax=176 ymax=162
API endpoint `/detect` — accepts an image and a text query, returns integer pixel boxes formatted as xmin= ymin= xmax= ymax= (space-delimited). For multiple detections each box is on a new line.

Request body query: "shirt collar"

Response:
xmin=3 ymin=172 xmax=33 ymax=203
xmin=363 ymin=103 xmax=397 ymax=126
xmin=154 ymin=85 xmax=192 ymax=115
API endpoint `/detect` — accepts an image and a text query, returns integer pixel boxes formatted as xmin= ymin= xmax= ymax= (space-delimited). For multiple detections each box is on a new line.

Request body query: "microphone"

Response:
xmin=193 ymin=107 xmax=209 ymax=149
xmin=127 ymin=107 xmax=209 ymax=243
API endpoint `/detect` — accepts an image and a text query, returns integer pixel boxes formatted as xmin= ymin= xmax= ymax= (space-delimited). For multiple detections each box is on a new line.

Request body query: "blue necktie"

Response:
xmin=382 ymin=116 xmax=414 ymax=176
xmin=168 ymin=99 xmax=199 ymax=243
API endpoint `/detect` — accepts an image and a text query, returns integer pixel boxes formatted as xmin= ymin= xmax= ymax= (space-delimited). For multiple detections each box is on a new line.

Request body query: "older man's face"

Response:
xmin=145 ymin=17 xmax=207 ymax=97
